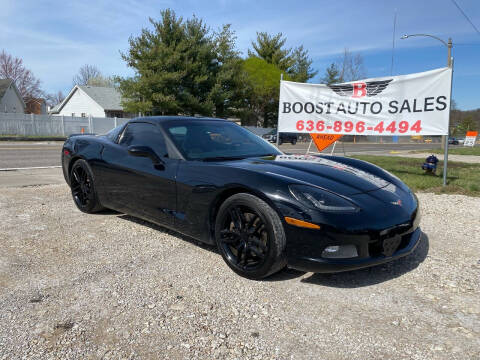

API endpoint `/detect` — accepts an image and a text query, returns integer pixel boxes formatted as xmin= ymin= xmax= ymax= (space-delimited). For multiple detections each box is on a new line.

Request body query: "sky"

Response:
xmin=1 ymin=0 xmax=480 ymax=110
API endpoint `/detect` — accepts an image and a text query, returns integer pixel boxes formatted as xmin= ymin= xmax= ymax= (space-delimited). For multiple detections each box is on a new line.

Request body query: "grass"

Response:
xmin=353 ymin=155 xmax=480 ymax=196
xmin=410 ymin=147 xmax=480 ymax=156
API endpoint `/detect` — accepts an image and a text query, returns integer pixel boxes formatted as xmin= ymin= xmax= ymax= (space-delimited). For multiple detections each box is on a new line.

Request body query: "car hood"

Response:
xmin=225 ymin=154 xmax=400 ymax=196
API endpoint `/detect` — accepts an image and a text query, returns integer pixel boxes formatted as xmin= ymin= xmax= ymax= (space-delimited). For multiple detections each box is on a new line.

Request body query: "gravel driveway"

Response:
xmin=0 ymin=184 xmax=479 ymax=359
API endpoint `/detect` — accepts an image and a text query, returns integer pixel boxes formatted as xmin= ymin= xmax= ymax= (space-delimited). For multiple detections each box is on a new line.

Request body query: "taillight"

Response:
xmin=63 ymin=149 xmax=70 ymax=156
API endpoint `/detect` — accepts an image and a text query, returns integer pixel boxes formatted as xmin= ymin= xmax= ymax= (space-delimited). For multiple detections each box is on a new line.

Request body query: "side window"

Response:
xmin=119 ymin=123 xmax=168 ymax=157
xmin=106 ymin=124 xmax=124 ymax=142
xmin=167 ymin=126 xmax=187 ymax=149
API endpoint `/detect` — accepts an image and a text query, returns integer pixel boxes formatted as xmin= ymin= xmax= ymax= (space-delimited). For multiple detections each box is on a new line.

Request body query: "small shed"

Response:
xmin=0 ymin=79 xmax=26 ymax=113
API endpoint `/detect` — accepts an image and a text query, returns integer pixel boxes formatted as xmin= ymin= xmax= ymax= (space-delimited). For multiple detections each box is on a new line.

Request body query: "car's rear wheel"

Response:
xmin=70 ymin=159 xmax=105 ymax=213
xmin=215 ymin=193 xmax=286 ymax=279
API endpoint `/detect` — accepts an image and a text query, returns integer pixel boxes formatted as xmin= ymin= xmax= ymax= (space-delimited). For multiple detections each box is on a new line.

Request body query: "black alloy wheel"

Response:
xmin=215 ymin=193 xmax=286 ymax=279
xmin=70 ymin=159 xmax=104 ymax=213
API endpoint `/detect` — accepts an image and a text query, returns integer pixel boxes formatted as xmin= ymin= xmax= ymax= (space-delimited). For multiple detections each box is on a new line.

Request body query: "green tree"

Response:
xmin=118 ymin=9 xmax=233 ymax=116
xmin=322 ymin=63 xmax=341 ymax=84
xmin=209 ymin=24 xmax=247 ymax=118
xmin=248 ymin=32 xmax=316 ymax=82
xmin=457 ymin=115 xmax=477 ymax=134
xmin=240 ymin=57 xmax=290 ymax=127
xmin=289 ymin=45 xmax=317 ymax=82
xmin=449 ymin=99 xmax=461 ymax=136
xmin=248 ymin=32 xmax=293 ymax=71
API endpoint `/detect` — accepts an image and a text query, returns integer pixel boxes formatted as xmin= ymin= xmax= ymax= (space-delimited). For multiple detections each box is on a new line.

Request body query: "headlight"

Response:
xmin=289 ymin=185 xmax=359 ymax=213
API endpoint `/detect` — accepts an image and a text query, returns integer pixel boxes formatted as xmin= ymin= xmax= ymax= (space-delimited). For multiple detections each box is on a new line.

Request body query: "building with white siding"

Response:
xmin=50 ymin=85 xmax=128 ymax=118
xmin=0 ymin=79 xmax=26 ymax=113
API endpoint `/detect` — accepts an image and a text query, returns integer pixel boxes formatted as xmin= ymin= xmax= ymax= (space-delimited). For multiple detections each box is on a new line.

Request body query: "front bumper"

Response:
xmin=287 ymin=227 xmax=421 ymax=273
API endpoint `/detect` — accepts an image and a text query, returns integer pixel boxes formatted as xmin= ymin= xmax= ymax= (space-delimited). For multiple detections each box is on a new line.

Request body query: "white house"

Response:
xmin=50 ymin=85 xmax=127 ymax=118
xmin=0 ymin=79 xmax=26 ymax=113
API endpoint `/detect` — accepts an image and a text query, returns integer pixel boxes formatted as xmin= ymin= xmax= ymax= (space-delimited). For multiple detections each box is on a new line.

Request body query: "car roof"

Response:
xmin=129 ymin=116 xmax=229 ymax=124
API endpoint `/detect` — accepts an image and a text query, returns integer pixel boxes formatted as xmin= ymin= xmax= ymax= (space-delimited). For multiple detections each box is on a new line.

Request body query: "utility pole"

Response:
xmin=441 ymin=38 xmax=453 ymax=151
xmin=400 ymin=34 xmax=453 ymax=187
xmin=443 ymin=38 xmax=453 ymax=187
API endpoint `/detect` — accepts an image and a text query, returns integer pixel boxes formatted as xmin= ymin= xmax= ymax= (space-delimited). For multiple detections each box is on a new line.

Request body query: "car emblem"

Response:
xmin=328 ymin=79 xmax=392 ymax=98
xmin=391 ymin=199 xmax=402 ymax=206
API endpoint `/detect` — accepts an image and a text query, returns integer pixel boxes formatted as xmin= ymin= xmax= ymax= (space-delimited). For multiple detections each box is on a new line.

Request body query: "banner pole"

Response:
xmin=443 ymin=56 xmax=454 ymax=187
xmin=276 ymin=73 xmax=283 ymax=148
xmin=330 ymin=141 xmax=337 ymax=155
xmin=306 ymin=139 xmax=313 ymax=154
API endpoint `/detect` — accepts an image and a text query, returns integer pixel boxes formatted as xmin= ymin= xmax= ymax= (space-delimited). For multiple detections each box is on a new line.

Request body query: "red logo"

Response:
xmin=352 ymin=83 xmax=367 ymax=98
xmin=328 ymin=79 xmax=392 ymax=98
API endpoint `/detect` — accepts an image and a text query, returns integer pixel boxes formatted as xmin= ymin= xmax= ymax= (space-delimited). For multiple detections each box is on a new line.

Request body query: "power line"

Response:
xmin=450 ymin=0 xmax=480 ymax=35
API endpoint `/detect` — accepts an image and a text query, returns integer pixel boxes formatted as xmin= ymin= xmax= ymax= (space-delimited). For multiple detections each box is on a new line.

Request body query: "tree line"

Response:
xmin=1 ymin=8 xmax=478 ymax=132
xmin=115 ymin=9 xmax=371 ymax=127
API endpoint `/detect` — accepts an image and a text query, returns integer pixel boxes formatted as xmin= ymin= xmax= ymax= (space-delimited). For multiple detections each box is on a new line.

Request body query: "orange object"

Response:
xmin=310 ymin=133 xmax=343 ymax=152
xmin=466 ymin=131 xmax=478 ymax=136
xmin=284 ymin=217 xmax=321 ymax=229
xmin=81 ymin=127 xmax=85 ymax=134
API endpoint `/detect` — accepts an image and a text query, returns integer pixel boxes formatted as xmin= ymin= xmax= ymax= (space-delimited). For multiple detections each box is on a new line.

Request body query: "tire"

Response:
xmin=291 ymin=138 xmax=297 ymax=145
xmin=278 ymin=138 xmax=283 ymax=145
xmin=214 ymin=193 xmax=287 ymax=279
xmin=70 ymin=159 xmax=105 ymax=213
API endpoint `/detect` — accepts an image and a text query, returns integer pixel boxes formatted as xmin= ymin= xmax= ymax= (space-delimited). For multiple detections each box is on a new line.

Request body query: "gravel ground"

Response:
xmin=0 ymin=184 xmax=479 ymax=359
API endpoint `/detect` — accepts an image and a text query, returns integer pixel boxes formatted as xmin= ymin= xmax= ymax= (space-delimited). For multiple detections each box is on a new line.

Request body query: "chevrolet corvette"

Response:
xmin=62 ymin=116 xmax=421 ymax=279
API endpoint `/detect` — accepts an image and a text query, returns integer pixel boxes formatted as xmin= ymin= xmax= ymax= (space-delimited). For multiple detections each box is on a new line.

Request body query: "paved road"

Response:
xmin=0 ymin=142 xmax=63 ymax=169
xmin=0 ymin=141 xmax=444 ymax=169
xmin=280 ymin=141 xmax=444 ymax=155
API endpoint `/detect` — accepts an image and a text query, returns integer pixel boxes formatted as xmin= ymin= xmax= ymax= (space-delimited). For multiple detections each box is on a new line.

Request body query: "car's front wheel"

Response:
xmin=70 ymin=159 xmax=105 ymax=213
xmin=215 ymin=193 xmax=287 ymax=279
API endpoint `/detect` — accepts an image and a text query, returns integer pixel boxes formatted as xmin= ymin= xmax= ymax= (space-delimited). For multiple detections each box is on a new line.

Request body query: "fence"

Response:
xmin=0 ymin=113 xmax=131 ymax=137
xmin=1 ymin=113 xmax=443 ymax=144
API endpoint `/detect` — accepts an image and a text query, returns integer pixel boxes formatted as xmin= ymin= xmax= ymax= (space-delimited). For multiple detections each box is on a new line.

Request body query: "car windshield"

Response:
xmin=163 ymin=120 xmax=281 ymax=160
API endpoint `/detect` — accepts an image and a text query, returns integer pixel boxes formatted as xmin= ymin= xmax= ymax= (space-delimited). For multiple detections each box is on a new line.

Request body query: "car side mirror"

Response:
xmin=127 ymin=145 xmax=164 ymax=169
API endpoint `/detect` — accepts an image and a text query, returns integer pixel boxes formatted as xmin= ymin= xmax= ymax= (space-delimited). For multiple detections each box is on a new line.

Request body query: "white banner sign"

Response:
xmin=278 ymin=67 xmax=452 ymax=135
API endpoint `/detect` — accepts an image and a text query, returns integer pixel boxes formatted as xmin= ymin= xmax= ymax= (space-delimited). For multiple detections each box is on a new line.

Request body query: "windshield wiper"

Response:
xmin=201 ymin=156 xmax=247 ymax=162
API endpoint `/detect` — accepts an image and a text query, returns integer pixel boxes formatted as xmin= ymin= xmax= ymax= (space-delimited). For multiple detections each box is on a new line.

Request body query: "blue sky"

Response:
xmin=1 ymin=0 xmax=479 ymax=109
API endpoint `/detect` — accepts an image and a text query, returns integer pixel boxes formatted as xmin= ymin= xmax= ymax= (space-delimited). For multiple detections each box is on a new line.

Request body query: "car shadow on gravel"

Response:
xmin=265 ymin=268 xmax=306 ymax=281
xmin=300 ymin=232 xmax=430 ymax=288
xmin=117 ymin=214 xmax=220 ymax=254
xmin=116 ymin=214 xmax=429 ymax=286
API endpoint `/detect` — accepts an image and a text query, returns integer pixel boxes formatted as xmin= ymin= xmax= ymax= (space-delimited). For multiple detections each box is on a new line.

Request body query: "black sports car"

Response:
xmin=62 ymin=116 xmax=421 ymax=279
